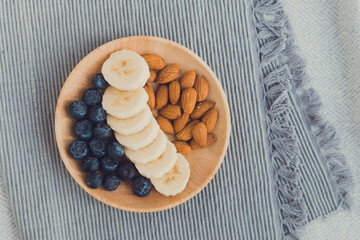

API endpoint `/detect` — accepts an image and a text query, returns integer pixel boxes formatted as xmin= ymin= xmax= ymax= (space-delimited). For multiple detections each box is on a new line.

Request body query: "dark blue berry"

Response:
xmin=89 ymin=138 xmax=106 ymax=158
xmin=106 ymin=142 xmax=125 ymax=160
xmin=67 ymin=101 xmax=88 ymax=120
xmin=73 ymin=120 xmax=93 ymax=140
xmin=92 ymin=73 xmax=108 ymax=90
xmin=93 ymin=122 xmax=113 ymax=140
xmin=82 ymin=88 xmax=101 ymax=106
xmin=81 ymin=157 xmax=100 ymax=173
xmin=68 ymin=140 xmax=88 ymax=160
xmin=88 ymin=105 xmax=106 ymax=123
xmin=86 ymin=173 xmax=103 ymax=189
xmin=117 ymin=161 xmax=138 ymax=182
xmin=102 ymin=174 xmax=120 ymax=191
xmin=132 ymin=176 xmax=152 ymax=197
xmin=100 ymin=156 xmax=119 ymax=173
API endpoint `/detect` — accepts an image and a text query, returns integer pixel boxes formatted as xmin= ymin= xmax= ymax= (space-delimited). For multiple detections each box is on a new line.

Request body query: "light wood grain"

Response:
xmin=55 ymin=36 xmax=231 ymax=212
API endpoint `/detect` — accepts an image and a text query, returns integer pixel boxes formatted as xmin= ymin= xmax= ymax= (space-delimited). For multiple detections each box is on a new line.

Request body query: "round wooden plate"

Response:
xmin=55 ymin=36 xmax=231 ymax=212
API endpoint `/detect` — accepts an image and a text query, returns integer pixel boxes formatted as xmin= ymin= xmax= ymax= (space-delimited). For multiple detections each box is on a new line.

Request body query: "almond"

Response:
xmin=176 ymin=120 xmax=199 ymax=141
xmin=181 ymin=88 xmax=197 ymax=114
xmin=156 ymin=64 xmax=181 ymax=84
xmin=194 ymin=76 xmax=209 ymax=102
xmin=180 ymin=70 xmax=196 ymax=89
xmin=159 ymin=105 xmax=181 ymax=120
xmin=190 ymin=100 xmax=216 ymax=119
xmin=144 ymin=84 xmax=155 ymax=110
xmin=169 ymin=80 xmax=181 ymax=105
xmin=174 ymin=141 xmax=192 ymax=155
xmin=174 ymin=112 xmax=189 ymax=133
xmin=190 ymin=133 xmax=216 ymax=149
xmin=142 ymin=54 xmax=165 ymax=70
xmin=201 ymin=108 xmax=218 ymax=132
xmin=155 ymin=85 xmax=168 ymax=109
xmin=192 ymin=122 xmax=207 ymax=147
xmin=156 ymin=116 xmax=175 ymax=134
xmin=147 ymin=70 xmax=157 ymax=83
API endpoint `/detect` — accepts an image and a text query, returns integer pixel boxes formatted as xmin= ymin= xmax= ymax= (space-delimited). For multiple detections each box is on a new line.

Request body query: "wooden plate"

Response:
xmin=55 ymin=36 xmax=231 ymax=212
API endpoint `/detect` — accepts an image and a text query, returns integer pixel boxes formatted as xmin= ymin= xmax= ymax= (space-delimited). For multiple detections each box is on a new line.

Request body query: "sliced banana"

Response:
xmin=114 ymin=117 xmax=159 ymax=151
xmin=101 ymin=50 xmax=150 ymax=90
xmin=102 ymin=86 xmax=148 ymax=119
xmin=135 ymin=141 xmax=177 ymax=179
xmin=125 ymin=130 xmax=167 ymax=165
xmin=151 ymin=153 xmax=190 ymax=196
xmin=107 ymin=107 xmax=152 ymax=136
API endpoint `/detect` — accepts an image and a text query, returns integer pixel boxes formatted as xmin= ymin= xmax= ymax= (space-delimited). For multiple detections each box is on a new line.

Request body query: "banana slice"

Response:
xmin=102 ymin=50 xmax=150 ymax=90
xmin=107 ymin=107 xmax=152 ymax=136
xmin=126 ymin=130 xmax=167 ymax=164
xmin=135 ymin=141 xmax=177 ymax=179
xmin=114 ymin=117 xmax=159 ymax=151
xmin=102 ymin=86 xmax=148 ymax=119
xmin=151 ymin=153 xmax=190 ymax=196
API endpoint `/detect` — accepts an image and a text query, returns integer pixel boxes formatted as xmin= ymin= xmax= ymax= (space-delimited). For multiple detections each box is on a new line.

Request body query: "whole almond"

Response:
xmin=190 ymin=100 xmax=216 ymax=119
xmin=174 ymin=141 xmax=192 ymax=155
xmin=147 ymin=70 xmax=157 ymax=83
xmin=176 ymin=120 xmax=199 ymax=141
xmin=174 ymin=112 xmax=189 ymax=133
xmin=193 ymin=122 xmax=207 ymax=147
xmin=159 ymin=105 xmax=181 ymax=120
xmin=201 ymin=108 xmax=218 ymax=132
xmin=155 ymin=85 xmax=168 ymax=109
xmin=169 ymin=80 xmax=181 ymax=105
xmin=156 ymin=116 xmax=175 ymax=134
xmin=142 ymin=54 xmax=165 ymax=70
xmin=180 ymin=70 xmax=196 ymax=89
xmin=156 ymin=64 xmax=181 ymax=84
xmin=144 ymin=84 xmax=155 ymax=110
xmin=190 ymin=133 xmax=216 ymax=149
xmin=194 ymin=76 xmax=209 ymax=102
xmin=181 ymin=88 xmax=197 ymax=114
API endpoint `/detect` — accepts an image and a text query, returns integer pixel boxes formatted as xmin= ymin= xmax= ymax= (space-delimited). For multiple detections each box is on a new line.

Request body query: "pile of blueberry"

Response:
xmin=67 ymin=73 xmax=152 ymax=197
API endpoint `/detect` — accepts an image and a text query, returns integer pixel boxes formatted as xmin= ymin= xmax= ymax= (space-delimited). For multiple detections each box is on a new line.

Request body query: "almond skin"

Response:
xmin=156 ymin=116 xmax=175 ymax=134
xmin=174 ymin=112 xmax=189 ymax=133
xmin=174 ymin=141 xmax=192 ymax=155
xmin=190 ymin=100 xmax=216 ymax=119
xmin=144 ymin=84 xmax=155 ymax=110
xmin=201 ymin=108 xmax=218 ymax=132
xmin=169 ymin=80 xmax=181 ymax=105
xmin=190 ymin=133 xmax=216 ymax=149
xmin=159 ymin=105 xmax=181 ymax=120
xmin=155 ymin=85 xmax=168 ymax=109
xmin=194 ymin=76 xmax=209 ymax=102
xmin=147 ymin=70 xmax=157 ymax=83
xmin=142 ymin=54 xmax=165 ymax=70
xmin=156 ymin=64 xmax=181 ymax=84
xmin=181 ymin=88 xmax=197 ymax=114
xmin=192 ymin=122 xmax=207 ymax=147
xmin=180 ymin=70 xmax=196 ymax=89
xmin=176 ymin=120 xmax=199 ymax=141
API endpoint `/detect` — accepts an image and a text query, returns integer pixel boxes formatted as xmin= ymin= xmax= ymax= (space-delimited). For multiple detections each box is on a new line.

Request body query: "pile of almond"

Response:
xmin=142 ymin=54 xmax=218 ymax=155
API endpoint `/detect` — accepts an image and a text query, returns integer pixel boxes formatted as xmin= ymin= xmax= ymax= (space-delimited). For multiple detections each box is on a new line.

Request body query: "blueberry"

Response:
xmin=102 ymin=174 xmax=120 ymax=191
xmin=89 ymin=138 xmax=106 ymax=158
xmin=132 ymin=176 xmax=152 ymax=197
xmin=93 ymin=122 xmax=113 ymax=140
xmin=88 ymin=105 xmax=106 ymax=123
xmin=92 ymin=73 xmax=108 ymax=90
xmin=100 ymin=156 xmax=119 ymax=173
xmin=106 ymin=142 xmax=125 ymax=160
xmin=68 ymin=140 xmax=88 ymax=160
xmin=117 ymin=161 xmax=138 ymax=182
xmin=67 ymin=101 xmax=88 ymax=120
xmin=81 ymin=157 xmax=100 ymax=173
xmin=86 ymin=173 xmax=103 ymax=189
xmin=73 ymin=120 xmax=93 ymax=140
xmin=82 ymin=88 xmax=101 ymax=106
